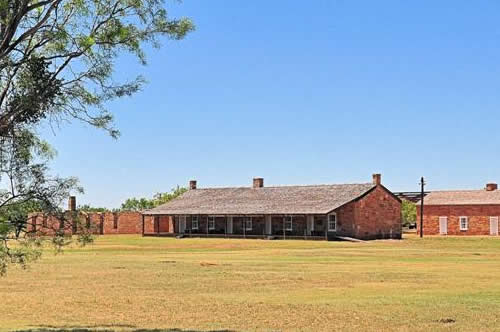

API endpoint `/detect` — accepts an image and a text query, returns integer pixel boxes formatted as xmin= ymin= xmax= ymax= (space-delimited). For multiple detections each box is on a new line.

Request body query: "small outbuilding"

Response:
xmin=143 ymin=174 xmax=402 ymax=240
xmin=417 ymin=183 xmax=500 ymax=236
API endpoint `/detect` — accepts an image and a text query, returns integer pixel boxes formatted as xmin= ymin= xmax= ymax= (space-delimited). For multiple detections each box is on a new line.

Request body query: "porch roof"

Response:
xmin=143 ymin=183 xmax=376 ymax=215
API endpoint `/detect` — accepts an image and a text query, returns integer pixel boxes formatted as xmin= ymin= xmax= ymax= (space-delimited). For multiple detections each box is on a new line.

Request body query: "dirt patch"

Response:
xmin=200 ymin=261 xmax=218 ymax=267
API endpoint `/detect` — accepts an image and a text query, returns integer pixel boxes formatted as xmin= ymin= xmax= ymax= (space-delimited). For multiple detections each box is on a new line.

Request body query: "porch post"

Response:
xmin=304 ymin=214 xmax=307 ymax=240
xmin=265 ymin=215 xmax=272 ymax=236
xmin=141 ymin=214 xmax=145 ymax=236
xmin=283 ymin=216 xmax=285 ymax=240
xmin=243 ymin=217 xmax=246 ymax=239
xmin=324 ymin=214 xmax=328 ymax=240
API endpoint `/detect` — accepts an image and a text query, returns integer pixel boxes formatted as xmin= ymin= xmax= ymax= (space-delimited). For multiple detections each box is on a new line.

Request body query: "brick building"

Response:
xmin=28 ymin=197 xmax=151 ymax=235
xmin=417 ymin=183 xmax=500 ymax=236
xmin=143 ymin=174 xmax=402 ymax=240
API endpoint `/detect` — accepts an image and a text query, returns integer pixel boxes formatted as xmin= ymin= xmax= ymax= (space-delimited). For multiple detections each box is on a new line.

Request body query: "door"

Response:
xmin=439 ymin=217 xmax=448 ymax=235
xmin=179 ymin=215 xmax=186 ymax=233
xmin=265 ymin=215 xmax=272 ymax=235
xmin=227 ymin=216 xmax=233 ymax=234
xmin=490 ymin=217 xmax=499 ymax=236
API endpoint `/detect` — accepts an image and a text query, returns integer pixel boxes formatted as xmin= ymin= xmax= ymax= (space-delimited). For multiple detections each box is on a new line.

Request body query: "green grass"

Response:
xmin=1 ymin=235 xmax=500 ymax=331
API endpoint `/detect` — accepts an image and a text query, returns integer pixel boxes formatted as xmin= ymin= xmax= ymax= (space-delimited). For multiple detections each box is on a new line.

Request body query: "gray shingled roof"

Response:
xmin=417 ymin=190 xmax=500 ymax=206
xmin=144 ymin=183 xmax=376 ymax=215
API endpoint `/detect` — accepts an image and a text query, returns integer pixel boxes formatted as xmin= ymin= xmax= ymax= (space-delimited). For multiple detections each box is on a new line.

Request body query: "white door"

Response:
xmin=179 ymin=216 xmax=186 ymax=233
xmin=265 ymin=215 xmax=272 ymax=235
xmin=227 ymin=216 xmax=233 ymax=234
xmin=439 ymin=217 xmax=448 ymax=235
xmin=490 ymin=217 xmax=499 ymax=236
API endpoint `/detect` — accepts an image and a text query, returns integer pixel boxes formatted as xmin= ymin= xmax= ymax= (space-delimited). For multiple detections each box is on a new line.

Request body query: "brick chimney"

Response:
xmin=68 ymin=196 xmax=76 ymax=212
xmin=189 ymin=180 xmax=197 ymax=190
xmin=486 ymin=183 xmax=498 ymax=191
xmin=253 ymin=177 xmax=264 ymax=188
xmin=372 ymin=174 xmax=381 ymax=186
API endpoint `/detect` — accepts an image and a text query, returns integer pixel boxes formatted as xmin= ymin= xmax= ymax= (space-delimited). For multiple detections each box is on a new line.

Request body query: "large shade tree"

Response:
xmin=120 ymin=186 xmax=187 ymax=211
xmin=0 ymin=0 xmax=194 ymax=274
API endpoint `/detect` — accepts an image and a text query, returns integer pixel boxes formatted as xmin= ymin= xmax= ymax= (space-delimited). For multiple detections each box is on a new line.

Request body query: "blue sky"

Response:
xmin=42 ymin=1 xmax=500 ymax=208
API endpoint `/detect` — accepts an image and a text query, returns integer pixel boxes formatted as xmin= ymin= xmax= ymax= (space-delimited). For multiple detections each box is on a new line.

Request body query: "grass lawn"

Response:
xmin=1 ymin=235 xmax=500 ymax=332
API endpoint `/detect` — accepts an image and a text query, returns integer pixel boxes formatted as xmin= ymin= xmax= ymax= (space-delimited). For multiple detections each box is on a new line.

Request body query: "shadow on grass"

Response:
xmin=15 ymin=327 xmax=234 ymax=332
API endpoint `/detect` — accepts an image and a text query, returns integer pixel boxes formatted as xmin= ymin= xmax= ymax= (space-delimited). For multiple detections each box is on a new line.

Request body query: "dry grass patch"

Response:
xmin=1 ymin=235 xmax=500 ymax=331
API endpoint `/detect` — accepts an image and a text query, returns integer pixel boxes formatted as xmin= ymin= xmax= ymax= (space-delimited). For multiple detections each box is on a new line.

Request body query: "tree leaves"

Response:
xmin=120 ymin=186 xmax=187 ymax=211
xmin=0 ymin=0 xmax=193 ymax=275
xmin=1 ymin=0 xmax=195 ymax=136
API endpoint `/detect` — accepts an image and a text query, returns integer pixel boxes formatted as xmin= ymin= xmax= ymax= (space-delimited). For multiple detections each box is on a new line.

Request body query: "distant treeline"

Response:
xmin=79 ymin=186 xmax=188 ymax=212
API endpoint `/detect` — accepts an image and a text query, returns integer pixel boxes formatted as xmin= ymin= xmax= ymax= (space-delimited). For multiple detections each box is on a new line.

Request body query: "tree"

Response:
xmin=401 ymin=200 xmax=417 ymax=227
xmin=0 ymin=0 xmax=194 ymax=136
xmin=120 ymin=186 xmax=187 ymax=211
xmin=78 ymin=204 xmax=110 ymax=213
xmin=0 ymin=0 xmax=194 ymax=275
xmin=120 ymin=197 xmax=155 ymax=211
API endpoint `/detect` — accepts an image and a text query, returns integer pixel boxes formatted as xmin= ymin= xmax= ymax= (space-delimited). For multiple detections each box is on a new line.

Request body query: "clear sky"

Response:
xmin=41 ymin=0 xmax=500 ymax=208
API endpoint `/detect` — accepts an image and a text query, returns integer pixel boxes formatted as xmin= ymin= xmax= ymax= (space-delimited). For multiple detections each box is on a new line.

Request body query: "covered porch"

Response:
xmin=142 ymin=214 xmax=338 ymax=240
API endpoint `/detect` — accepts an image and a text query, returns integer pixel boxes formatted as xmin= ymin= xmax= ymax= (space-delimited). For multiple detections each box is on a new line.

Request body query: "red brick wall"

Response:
xmin=335 ymin=200 xmax=356 ymax=237
xmin=143 ymin=215 xmax=156 ymax=233
xmin=27 ymin=211 xmax=149 ymax=235
xmin=28 ymin=214 xmax=69 ymax=236
xmin=417 ymin=204 xmax=500 ymax=236
xmin=99 ymin=212 xmax=142 ymax=234
xmin=350 ymin=185 xmax=401 ymax=240
xmin=158 ymin=216 xmax=172 ymax=232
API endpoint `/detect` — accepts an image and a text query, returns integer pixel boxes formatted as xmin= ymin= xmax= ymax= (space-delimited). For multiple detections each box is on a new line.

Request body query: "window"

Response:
xmin=208 ymin=216 xmax=216 ymax=230
xmin=459 ymin=216 xmax=468 ymax=231
xmin=192 ymin=216 xmax=199 ymax=230
xmin=42 ymin=216 xmax=47 ymax=228
xmin=244 ymin=216 xmax=252 ymax=231
xmin=284 ymin=216 xmax=293 ymax=231
xmin=328 ymin=213 xmax=337 ymax=232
